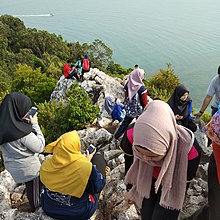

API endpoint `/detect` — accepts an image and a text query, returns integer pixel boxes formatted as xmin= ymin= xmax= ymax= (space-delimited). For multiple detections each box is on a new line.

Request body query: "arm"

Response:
xmin=140 ymin=91 xmax=148 ymax=107
xmin=20 ymin=122 xmax=45 ymax=153
xmin=196 ymin=95 xmax=212 ymax=118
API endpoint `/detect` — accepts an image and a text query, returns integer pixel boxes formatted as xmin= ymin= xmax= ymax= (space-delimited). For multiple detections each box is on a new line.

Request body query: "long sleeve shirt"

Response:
xmin=0 ymin=122 xmax=45 ymax=183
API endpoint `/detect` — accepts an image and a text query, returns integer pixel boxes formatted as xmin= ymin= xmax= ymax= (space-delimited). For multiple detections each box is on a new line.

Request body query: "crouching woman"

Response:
xmin=40 ymin=131 xmax=106 ymax=220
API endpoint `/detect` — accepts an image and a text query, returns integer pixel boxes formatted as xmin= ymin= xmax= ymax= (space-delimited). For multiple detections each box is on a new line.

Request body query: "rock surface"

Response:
xmin=0 ymin=68 xmax=211 ymax=219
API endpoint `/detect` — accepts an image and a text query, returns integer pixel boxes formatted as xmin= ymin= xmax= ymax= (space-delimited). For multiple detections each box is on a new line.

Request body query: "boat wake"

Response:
xmin=13 ymin=13 xmax=54 ymax=17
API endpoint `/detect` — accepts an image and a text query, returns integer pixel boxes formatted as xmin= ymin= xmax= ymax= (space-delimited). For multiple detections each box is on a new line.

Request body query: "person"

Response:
xmin=167 ymin=85 xmax=197 ymax=132
xmin=81 ymin=54 xmax=91 ymax=82
xmin=63 ymin=59 xmax=72 ymax=78
xmin=196 ymin=65 xmax=220 ymax=118
xmin=199 ymin=110 xmax=220 ymax=220
xmin=40 ymin=131 xmax=107 ymax=220
xmin=75 ymin=57 xmax=83 ymax=76
xmin=104 ymin=96 xmax=125 ymax=123
xmin=65 ymin=64 xmax=81 ymax=81
xmin=124 ymin=100 xmax=195 ymax=220
xmin=120 ymin=121 xmax=201 ymax=200
xmin=134 ymin=64 xmax=139 ymax=69
xmin=0 ymin=92 xmax=45 ymax=212
xmin=114 ymin=68 xmax=148 ymax=141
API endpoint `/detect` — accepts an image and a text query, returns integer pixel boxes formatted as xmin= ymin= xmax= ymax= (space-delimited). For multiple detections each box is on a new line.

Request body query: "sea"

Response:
xmin=1 ymin=0 xmax=220 ymax=110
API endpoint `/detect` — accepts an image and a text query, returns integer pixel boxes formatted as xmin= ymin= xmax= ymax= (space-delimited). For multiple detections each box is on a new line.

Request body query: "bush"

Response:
xmin=37 ymin=83 xmax=100 ymax=144
xmin=145 ymin=63 xmax=180 ymax=101
xmin=12 ymin=64 xmax=57 ymax=104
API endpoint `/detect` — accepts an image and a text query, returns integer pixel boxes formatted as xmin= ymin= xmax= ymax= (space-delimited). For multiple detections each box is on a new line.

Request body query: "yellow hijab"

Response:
xmin=40 ymin=131 xmax=92 ymax=198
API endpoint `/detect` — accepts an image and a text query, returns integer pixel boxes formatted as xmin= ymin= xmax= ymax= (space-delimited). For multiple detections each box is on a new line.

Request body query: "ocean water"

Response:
xmin=1 ymin=0 xmax=220 ymax=109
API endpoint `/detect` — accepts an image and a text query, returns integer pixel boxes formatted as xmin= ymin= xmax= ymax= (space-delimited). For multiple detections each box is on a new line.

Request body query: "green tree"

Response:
xmin=21 ymin=28 xmax=71 ymax=60
xmin=0 ymin=70 xmax=11 ymax=102
xmin=145 ymin=63 xmax=180 ymax=101
xmin=12 ymin=64 xmax=57 ymax=104
xmin=0 ymin=15 xmax=26 ymax=53
xmin=88 ymin=39 xmax=113 ymax=70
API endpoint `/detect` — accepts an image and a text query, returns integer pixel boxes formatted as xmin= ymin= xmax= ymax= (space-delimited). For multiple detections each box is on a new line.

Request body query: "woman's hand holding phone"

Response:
xmin=86 ymin=145 xmax=96 ymax=162
xmin=30 ymin=113 xmax=38 ymax=124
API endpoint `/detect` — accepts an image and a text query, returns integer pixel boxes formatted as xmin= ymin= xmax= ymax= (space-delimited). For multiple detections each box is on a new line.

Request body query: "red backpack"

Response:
xmin=83 ymin=58 xmax=90 ymax=71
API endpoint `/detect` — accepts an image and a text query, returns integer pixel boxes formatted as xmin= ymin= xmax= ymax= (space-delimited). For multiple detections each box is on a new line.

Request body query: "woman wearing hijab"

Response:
xmin=125 ymin=100 xmax=194 ymax=220
xmin=114 ymin=68 xmax=148 ymax=141
xmin=104 ymin=96 xmax=125 ymax=122
xmin=0 ymin=92 xmax=45 ymax=212
xmin=40 ymin=131 xmax=106 ymax=220
xmin=167 ymin=85 xmax=197 ymax=132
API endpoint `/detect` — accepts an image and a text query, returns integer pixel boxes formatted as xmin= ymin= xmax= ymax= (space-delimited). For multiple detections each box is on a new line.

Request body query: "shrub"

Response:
xmin=12 ymin=64 xmax=57 ymax=104
xmin=37 ymin=83 xmax=100 ymax=143
xmin=145 ymin=63 xmax=180 ymax=101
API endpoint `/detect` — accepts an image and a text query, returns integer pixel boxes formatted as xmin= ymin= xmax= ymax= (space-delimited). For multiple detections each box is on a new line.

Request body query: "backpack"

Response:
xmin=111 ymin=104 xmax=125 ymax=122
xmin=124 ymin=93 xmax=143 ymax=118
xmin=83 ymin=59 xmax=90 ymax=71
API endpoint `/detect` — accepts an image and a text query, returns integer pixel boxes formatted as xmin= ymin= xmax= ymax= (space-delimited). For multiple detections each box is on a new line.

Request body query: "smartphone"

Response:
xmin=87 ymin=144 xmax=96 ymax=154
xmin=24 ymin=107 xmax=38 ymax=122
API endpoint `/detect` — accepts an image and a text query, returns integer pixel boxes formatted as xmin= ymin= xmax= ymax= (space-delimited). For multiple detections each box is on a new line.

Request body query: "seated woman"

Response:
xmin=124 ymin=100 xmax=200 ymax=220
xmin=104 ymin=96 xmax=125 ymax=123
xmin=40 ymin=131 xmax=106 ymax=220
xmin=0 ymin=92 xmax=45 ymax=212
xmin=167 ymin=85 xmax=197 ymax=132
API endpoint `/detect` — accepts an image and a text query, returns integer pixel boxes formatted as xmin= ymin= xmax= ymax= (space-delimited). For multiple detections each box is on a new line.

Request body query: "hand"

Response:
xmin=175 ymin=115 xmax=183 ymax=120
xmin=30 ymin=113 xmax=38 ymax=124
xmin=86 ymin=148 xmax=96 ymax=161
xmin=194 ymin=112 xmax=203 ymax=119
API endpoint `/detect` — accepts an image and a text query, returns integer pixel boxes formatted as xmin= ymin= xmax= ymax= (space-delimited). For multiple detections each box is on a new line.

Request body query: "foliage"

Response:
xmin=0 ymin=70 xmax=11 ymax=102
xmin=201 ymin=112 xmax=212 ymax=124
xmin=106 ymin=61 xmax=132 ymax=78
xmin=145 ymin=63 xmax=180 ymax=101
xmin=21 ymin=28 xmax=71 ymax=60
xmin=12 ymin=64 xmax=57 ymax=104
xmin=70 ymin=39 xmax=113 ymax=72
xmin=37 ymin=83 xmax=100 ymax=143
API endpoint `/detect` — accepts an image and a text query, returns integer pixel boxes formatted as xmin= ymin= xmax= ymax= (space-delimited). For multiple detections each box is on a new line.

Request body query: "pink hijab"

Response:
xmin=125 ymin=100 xmax=193 ymax=210
xmin=127 ymin=68 xmax=145 ymax=101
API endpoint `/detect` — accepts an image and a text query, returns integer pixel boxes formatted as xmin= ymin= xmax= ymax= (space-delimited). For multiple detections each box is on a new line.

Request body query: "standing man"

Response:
xmin=196 ymin=66 xmax=220 ymax=118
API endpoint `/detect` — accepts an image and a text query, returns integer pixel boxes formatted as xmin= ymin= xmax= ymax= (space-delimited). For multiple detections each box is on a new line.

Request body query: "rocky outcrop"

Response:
xmin=0 ymin=68 xmax=211 ymax=219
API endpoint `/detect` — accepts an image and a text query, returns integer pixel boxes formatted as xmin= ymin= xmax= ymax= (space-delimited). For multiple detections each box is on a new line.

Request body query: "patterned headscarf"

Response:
xmin=202 ymin=110 xmax=220 ymax=144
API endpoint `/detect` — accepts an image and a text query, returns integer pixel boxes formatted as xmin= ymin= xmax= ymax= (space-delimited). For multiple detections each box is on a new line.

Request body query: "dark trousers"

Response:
xmin=66 ymin=71 xmax=80 ymax=81
xmin=25 ymin=176 xmax=43 ymax=212
xmin=208 ymin=153 xmax=220 ymax=220
xmin=114 ymin=116 xmax=134 ymax=139
xmin=140 ymin=179 xmax=180 ymax=220
xmin=187 ymin=154 xmax=220 ymax=220
xmin=91 ymin=153 xmax=107 ymax=178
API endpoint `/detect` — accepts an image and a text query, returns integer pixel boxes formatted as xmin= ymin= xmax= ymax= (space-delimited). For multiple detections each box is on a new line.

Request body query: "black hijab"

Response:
xmin=167 ymin=85 xmax=191 ymax=118
xmin=0 ymin=92 xmax=33 ymax=145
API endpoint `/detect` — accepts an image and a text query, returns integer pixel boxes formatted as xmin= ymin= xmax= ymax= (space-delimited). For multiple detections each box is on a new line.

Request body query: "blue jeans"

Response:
xmin=114 ymin=116 xmax=134 ymax=139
